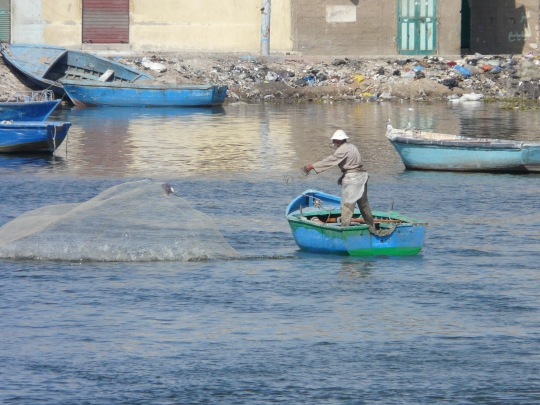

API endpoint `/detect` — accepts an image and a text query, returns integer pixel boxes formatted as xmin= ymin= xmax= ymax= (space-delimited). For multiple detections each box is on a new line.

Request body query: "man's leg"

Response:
xmin=357 ymin=182 xmax=375 ymax=228
xmin=340 ymin=201 xmax=356 ymax=227
xmin=358 ymin=182 xmax=395 ymax=236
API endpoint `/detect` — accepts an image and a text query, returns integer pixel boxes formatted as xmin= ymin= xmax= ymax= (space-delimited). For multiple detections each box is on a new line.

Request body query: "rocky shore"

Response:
xmin=3 ymin=51 xmax=540 ymax=104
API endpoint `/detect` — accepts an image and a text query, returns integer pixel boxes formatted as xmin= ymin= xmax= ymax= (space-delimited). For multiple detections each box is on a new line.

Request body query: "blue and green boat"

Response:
xmin=286 ymin=190 xmax=427 ymax=256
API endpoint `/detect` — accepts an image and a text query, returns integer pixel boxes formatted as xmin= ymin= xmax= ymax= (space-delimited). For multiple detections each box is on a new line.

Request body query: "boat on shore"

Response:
xmin=0 ymin=121 xmax=71 ymax=153
xmin=286 ymin=190 xmax=427 ymax=256
xmin=1 ymin=44 xmax=228 ymax=107
xmin=386 ymin=124 xmax=540 ymax=173
xmin=1 ymin=44 xmax=153 ymax=95
xmin=0 ymin=90 xmax=60 ymax=121
xmin=61 ymin=80 xmax=228 ymax=107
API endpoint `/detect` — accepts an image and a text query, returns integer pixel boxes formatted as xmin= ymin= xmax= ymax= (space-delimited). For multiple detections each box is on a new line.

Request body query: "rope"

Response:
xmin=52 ymin=125 xmax=57 ymax=151
xmin=300 ymin=193 xmax=339 ymax=223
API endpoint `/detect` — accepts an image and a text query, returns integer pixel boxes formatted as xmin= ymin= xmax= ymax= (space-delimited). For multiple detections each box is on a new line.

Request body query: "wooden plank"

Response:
xmin=98 ymin=69 xmax=115 ymax=82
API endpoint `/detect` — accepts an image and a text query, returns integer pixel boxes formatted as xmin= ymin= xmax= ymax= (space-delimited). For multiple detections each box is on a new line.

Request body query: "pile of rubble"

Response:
xmin=3 ymin=51 xmax=540 ymax=103
xmin=120 ymin=52 xmax=540 ymax=103
xmin=0 ymin=59 xmax=41 ymax=101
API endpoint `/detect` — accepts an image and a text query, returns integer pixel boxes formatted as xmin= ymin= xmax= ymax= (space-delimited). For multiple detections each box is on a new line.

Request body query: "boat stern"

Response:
xmin=211 ymin=85 xmax=228 ymax=106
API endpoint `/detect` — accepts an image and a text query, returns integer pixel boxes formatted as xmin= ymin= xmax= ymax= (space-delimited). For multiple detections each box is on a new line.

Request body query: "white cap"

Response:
xmin=331 ymin=129 xmax=349 ymax=140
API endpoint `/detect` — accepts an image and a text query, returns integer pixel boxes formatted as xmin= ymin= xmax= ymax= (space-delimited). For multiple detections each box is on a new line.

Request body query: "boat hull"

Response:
xmin=62 ymin=81 xmax=228 ymax=107
xmin=390 ymin=141 xmax=539 ymax=172
xmin=0 ymin=100 xmax=61 ymax=122
xmin=386 ymin=126 xmax=540 ymax=173
xmin=285 ymin=190 xmax=426 ymax=256
xmin=287 ymin=218 xmax=426 ymax=256
xmin=0 ymin=122 xmax=71 ymax=153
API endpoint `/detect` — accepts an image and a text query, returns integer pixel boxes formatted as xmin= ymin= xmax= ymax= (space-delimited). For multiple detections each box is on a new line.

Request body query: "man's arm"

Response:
xmin=311 ymin=149 xmax=347 ymax=173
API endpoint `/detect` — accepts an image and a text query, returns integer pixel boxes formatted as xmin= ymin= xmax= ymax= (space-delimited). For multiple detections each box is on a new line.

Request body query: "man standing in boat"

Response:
xmin=302 ymin=130 xmax=392 ymax=236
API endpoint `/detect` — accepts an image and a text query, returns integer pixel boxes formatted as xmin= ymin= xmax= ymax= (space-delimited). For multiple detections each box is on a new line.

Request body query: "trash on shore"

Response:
xmin=3 ymin=50 xmax=540 ymax=103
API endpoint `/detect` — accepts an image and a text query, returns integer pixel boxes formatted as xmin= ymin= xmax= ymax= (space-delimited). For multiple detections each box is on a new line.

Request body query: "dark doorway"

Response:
xmin=469 ymin=0 xmax=529 ymax=54
xmin=461 ymin=0 xmax=471 ymax=54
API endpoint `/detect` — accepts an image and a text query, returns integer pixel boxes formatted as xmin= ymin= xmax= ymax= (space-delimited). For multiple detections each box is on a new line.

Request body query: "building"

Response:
xmin=0 ymin=0 xmax=537 ymax=56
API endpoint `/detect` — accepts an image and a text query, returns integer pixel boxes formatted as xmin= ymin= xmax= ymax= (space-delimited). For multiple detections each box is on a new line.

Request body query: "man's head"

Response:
xmin=331 ymin=129 xmax=349 ymax=147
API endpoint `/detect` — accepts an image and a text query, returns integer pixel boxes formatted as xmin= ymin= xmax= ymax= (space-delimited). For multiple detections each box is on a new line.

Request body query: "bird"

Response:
xmin=385 ymin=119 xmax=393 ymax=132
xmin=161 ymin=183 xmax=174 ymax=195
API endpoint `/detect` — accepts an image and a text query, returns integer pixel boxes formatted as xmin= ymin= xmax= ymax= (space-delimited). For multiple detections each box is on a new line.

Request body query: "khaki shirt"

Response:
xmin=312 ymin=142 xmax=365 ymax=174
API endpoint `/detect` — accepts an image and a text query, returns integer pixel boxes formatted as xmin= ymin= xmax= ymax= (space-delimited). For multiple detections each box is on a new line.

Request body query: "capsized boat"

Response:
xmin=386 ymin=124 xmax=540 ymax=173
xmin=0 ymin=90 xmax=60 ymax=122
xmin=0 ymin=121 xmax=71 ymax=153
xmin=286 ymin=190 xmax=427 ymax=256
xmin=61 ymin=80 xmax=228 ymax=107
xmin=1 ymin=44 xmax=153 ymax=95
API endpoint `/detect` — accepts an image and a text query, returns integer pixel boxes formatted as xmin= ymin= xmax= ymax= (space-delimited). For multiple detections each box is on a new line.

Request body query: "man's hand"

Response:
xmin=337 ymin=174 xmax=344 ymax=185
xmin=302 ymin=164 xmax=314 ymax=174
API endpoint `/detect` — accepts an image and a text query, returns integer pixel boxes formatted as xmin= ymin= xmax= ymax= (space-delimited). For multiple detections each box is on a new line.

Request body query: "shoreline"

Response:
xmin=2 ymin=52 xmax=540 ymax=104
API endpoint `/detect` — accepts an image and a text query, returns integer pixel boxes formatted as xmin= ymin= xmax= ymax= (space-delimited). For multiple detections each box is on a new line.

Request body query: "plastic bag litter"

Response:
xmin=442 ymin=78 xmax=459 ymax=89
xmin=0 ymin=180 xmax=240 ymax=262
xmin=266 ymin=71 xmax=278 ymax=81
xmin=460 ymin=93 xmax=484 ymax=101
xmin=354 ymin=74 xmax=365 ymax=84
xmin=454 ymin=65 xmax=471 ymax=77
xmin=141 ymin=57 xmax=167 ymax=73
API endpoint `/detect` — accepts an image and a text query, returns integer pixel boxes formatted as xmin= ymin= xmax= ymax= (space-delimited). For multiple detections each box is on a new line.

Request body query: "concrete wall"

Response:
xmin=469 ymin=0 xmax=538 ymax=54
xmin=291 ymin=0 xmax=462 ymax=56
xmin=131 ymin=0 xmax=292 ymax=52
xmin=10 ymin=0 xmax=292 ymax=53
xmin=438 ymin=0 xmax=462 ymax=56
xmin=12 ymin=0 xmax=81 ymax=46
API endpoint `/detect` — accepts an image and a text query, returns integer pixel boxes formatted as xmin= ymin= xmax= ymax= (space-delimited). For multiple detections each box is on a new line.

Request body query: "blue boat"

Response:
xmin=386 ymin=124 xmax=540 ymax=173
xmin=0 ymin=90 xmax=60 ymax=122
xmin=286 ymin=190 xmax=427 ymax=256
xmin=0 ymin=121 xmax=71 ymax=153
xmin=61 ymin=80 xmax=228 ymax=107
xmin=1 ymin=44 xmax=153 ymax=95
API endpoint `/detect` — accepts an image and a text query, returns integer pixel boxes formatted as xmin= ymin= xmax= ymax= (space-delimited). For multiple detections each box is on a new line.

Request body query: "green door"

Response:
xmin=398 ymin=0 xmax=437 ymax=55
xmin=0 ymin=0 xmax=9 ymax=43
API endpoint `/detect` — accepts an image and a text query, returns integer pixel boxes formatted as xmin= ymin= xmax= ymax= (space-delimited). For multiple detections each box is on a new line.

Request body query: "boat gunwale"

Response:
xmin=41 ymin=50 xmax=69 ymax=79
xmin=0 ymin=121 xmax=71 ymax=129
xmin=60 ymin=79 xmax=226 ymax=91
xmin=386 ymin=128 xmax=540 ymax=149
xmin=286 ymin=215 xmax=427 ymax=234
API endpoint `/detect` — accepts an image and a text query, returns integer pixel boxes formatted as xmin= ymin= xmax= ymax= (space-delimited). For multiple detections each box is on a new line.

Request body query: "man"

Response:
xmin=302 ymin=129 xmax=393 ymax=236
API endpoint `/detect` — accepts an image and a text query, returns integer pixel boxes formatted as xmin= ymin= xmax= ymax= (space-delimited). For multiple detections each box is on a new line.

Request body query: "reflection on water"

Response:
xmin=41 ymin=102 xmax=540 ymax=178
xmin=0 ymin=154 xmax=66 ymax=172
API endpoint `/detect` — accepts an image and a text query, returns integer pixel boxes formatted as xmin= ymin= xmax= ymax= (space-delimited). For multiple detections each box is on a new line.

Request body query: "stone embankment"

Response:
xmin=3 ymin=52 xmax=540 ymax=103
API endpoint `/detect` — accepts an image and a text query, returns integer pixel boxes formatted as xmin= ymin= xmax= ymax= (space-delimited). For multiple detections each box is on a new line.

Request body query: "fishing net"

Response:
xmin=0 ymin=180 xmax=240 ymax=262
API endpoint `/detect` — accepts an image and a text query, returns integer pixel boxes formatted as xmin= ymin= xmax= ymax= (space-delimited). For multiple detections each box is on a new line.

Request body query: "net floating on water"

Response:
xmin=0 ymin=180 xmax=239 ymax=262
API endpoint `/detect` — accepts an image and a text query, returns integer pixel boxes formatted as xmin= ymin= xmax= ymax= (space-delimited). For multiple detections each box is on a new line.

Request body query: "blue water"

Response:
xmin=1 ymin=102 xmax=539 ymax=404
